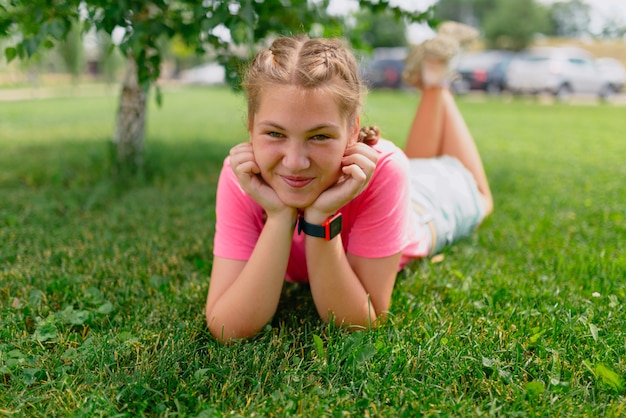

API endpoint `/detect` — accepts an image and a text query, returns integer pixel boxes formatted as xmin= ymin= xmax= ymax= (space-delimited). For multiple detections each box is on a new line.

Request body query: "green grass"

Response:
xmin=1 ymin=86 xmax=624 ymax=416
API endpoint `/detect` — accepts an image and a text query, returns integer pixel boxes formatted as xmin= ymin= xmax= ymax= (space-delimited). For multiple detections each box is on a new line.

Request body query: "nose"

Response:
xmin=282 ymin=140 xmax=310 ymax=170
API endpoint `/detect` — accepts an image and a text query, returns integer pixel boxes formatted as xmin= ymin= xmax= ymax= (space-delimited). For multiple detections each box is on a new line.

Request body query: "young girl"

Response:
xmin=206 ymin=32 xmax=493 ymax=342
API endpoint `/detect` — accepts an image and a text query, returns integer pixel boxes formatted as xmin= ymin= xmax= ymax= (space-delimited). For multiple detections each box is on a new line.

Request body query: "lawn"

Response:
xmin=1 ymin=86 xmax=624 ymax=416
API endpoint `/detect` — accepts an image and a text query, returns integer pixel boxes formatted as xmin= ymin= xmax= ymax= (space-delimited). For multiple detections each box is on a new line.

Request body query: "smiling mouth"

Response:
xmin=281 ymin=175 xmax=313 ymax=188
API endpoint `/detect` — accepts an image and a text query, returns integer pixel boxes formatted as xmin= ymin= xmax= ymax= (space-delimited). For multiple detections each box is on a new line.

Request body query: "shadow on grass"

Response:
xmin=1 ymin=137 xmax=233 ymax=211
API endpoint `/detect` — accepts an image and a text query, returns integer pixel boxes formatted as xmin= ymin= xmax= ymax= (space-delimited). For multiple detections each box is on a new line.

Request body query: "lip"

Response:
xmin=281 ymin=175 xmax=314 ymax=188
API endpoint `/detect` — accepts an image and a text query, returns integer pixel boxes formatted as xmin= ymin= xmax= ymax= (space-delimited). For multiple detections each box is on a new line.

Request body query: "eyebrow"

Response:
xmin=257 ymin=120 xmax=341 ymax=132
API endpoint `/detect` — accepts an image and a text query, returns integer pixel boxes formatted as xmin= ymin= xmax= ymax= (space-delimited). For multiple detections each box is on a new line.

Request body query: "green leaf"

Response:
xmin=595 ymin=363 xmax=624 ymax=392
xmin=57 ymin=306 xmax=90 ymax=326
xmin=239 ymin=0 xmax=257 ymax=26
xmin=353 ymin=343 xmax=377 ymax=366
xmin=22 ymin=38 xmax=39 ymax=57
xmin=8 ymin=349 xmax=24 ymax=358
xmin=312 ymin=334 xmax=325 ymax=359
xmin=83 ymin=287 xmax=104 ymax=305
xmin=525 ymin=380 xmax=546 ymax=398
xmin=35 ymin=318 xmax=59 ymax=343
xmin=5 ymin=47 xmax=17 ymax=63
xmin=97 ymin=301 xmax=113 ymax=315
xmin=22 ymin=367 xmax=43 ymax=386
xmin=44 ymin=18 xmax=67 ymax=40
xmin=194 ymin=368 xmax=210 ymax=381
xmin=528 ymin=328 xmax=546 ymax=346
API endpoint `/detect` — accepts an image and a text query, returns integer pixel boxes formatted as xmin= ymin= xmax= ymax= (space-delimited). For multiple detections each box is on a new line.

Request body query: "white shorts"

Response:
xmin=408 ymin=155 xmax=486 ymax=255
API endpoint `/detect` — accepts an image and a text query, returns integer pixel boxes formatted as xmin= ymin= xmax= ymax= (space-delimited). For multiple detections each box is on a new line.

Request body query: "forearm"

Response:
xmin=306 ymin=236 xmax=377 ymax=329
xmin=207 ymin=213 xmax=296 ymax=340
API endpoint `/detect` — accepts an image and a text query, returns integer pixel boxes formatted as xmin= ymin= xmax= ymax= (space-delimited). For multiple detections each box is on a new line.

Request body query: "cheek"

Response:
xmin=251 ymin=142 xmax=273 ymax=169
xmin=316 ymin=148 xmax=345 ymax=176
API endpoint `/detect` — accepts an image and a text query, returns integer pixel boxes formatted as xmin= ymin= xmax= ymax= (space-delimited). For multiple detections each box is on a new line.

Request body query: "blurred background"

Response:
xmin=1 ymin=0 xmax=624 ymax=102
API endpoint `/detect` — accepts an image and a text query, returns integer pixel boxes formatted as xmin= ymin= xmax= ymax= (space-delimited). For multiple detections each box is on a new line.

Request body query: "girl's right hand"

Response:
xmin=229 ymin=142 xmax=291 ymax=216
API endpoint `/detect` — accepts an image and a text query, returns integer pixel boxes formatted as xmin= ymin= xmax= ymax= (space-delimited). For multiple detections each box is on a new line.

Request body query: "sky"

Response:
xmin=327 ymin=0 xmax=626 ymax=42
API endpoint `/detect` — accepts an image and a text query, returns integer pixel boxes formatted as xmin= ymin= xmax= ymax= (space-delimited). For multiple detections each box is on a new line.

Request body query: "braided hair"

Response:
xmin=358 ymin=125 xmax=380 ymax=146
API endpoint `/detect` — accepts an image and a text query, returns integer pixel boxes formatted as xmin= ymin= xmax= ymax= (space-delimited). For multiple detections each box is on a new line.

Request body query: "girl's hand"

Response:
xmin=229 ymin=142 xmax=289 ymax=215
xmin=306 ymin=142 xmax=378 ymax=221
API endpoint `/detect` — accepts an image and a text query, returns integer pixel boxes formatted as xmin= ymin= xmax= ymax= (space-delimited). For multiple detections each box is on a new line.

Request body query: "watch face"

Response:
xmin=326 ymin=213 xmax=342 ymax=240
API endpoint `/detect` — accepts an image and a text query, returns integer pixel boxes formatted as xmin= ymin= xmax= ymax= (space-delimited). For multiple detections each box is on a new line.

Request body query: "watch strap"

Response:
xmin=297 ymin=212 xmax=342 ymax=240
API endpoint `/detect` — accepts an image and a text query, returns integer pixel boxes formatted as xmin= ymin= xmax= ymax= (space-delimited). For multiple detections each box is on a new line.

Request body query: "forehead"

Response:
xmin=254 ymin=85 xmax=346 ymax=127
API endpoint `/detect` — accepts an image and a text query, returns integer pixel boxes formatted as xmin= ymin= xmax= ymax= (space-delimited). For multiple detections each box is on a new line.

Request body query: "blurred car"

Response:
xmin=180 ymin=63 xmax=225 ymax=85
xmin=361 ymin=58 xmax=406 ymax=89
xmin=506 ymin=46 xmax=613 ymax=101
xmin=454 ymin=50 xmax=515 ymax=93
xmin=596 ymin=57 xmax=625 ymax=93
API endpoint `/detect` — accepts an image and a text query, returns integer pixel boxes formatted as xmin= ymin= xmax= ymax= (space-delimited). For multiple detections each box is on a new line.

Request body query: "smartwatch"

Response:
xmin=298 ymin=212 xmax=342 ymax=240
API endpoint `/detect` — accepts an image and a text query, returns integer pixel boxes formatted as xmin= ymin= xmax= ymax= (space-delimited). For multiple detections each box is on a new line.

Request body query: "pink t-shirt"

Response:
xmin=213 ymin=139 xmax=429 ymax=282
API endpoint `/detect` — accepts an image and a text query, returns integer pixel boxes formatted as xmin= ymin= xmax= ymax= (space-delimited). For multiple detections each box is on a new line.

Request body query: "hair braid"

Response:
xmin=358 ymin=125 xmax=380 ymax=146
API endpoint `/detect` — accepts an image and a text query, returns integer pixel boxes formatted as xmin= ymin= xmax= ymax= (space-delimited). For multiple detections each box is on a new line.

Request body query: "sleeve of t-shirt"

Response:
xmin=344 ymin=148 xmax=414 ymax=258
xmin=213 ymin=157 xmax=265 ymax=260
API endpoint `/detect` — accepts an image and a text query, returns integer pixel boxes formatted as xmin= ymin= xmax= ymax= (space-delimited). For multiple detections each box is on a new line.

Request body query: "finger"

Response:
xmin=343 ymin=143 xmax=379 ymax=163
xmin=229 ymin=143 xmax=254 ymax=161
xmin=235 ymin=160 xmax=261 ymax=176
xmin=342 ymin=154 xmax=377 ymax=180
xmin=342 ymin=152 xmax=376 ymax=168
xmin=342 ymin=163 xmax=367 ymax=183
xmin=230 ymin=142 xmax=251 ymax=153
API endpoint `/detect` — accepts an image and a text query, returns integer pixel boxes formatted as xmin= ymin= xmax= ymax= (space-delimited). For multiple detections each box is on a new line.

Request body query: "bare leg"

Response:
xmin=404 ymin=87 xmax=493 ymax=216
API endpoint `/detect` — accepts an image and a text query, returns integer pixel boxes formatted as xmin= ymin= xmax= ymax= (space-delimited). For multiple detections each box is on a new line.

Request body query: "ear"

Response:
xmin=348 ymin=116 xmax=360 ymax=146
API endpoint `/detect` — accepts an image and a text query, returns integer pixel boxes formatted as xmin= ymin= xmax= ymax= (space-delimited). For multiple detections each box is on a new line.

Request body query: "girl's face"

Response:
xmin=250 ymin=84 xmax=358 ymax=209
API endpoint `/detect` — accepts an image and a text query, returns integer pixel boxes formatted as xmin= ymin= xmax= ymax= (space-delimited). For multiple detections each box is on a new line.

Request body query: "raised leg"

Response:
xmin=404 ymin=87 xmax=493 ymax=216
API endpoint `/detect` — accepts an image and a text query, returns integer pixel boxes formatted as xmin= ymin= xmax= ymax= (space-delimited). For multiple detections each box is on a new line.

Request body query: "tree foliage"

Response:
xmin=434 ymin=0 xmax=549 ymax=50
xmin=352 ymin=9 xmax=408 ymax=48
xmin=482 ymin=0 xmax=550 ymax=51
xmin=434 ymin=0 xmax=619 ymax=50
xmin=0 ymin=0 xmax=431 ymax=175
xmin=1 ymin=0 xmax=431 ymax=88
xmin=434 ymin=0 xmax=496 ymax=27
xmin=547 ymin=0 xmax=591 ymax=38
xmin=594 ymin=15 xmax=626 ymax=39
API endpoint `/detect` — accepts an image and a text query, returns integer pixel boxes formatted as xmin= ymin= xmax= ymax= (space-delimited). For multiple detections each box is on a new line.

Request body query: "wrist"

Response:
xmin=265 ymin=207 xmax=299 ymax=226
xmin=301 ymin=208 xmax=335 ymax=225
xmin=298 ymin=211 xmax=342 ymax=241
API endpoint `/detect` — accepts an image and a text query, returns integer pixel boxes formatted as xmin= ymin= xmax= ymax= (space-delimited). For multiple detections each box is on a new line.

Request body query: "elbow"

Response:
xmin=206 ymin=309 xmax=263 ymax=343
xmin=320 ymin=303 xmax=380 ymax=331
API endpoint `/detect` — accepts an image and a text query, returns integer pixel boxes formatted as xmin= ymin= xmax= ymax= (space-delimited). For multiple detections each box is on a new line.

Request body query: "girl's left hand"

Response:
xmin=306 ymin=142 xmax=378 ymax=221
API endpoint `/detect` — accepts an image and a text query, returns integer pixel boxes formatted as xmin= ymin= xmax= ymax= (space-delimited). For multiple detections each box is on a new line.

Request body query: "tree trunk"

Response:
xmin=113 ymin=54 xmax=147 ymax=175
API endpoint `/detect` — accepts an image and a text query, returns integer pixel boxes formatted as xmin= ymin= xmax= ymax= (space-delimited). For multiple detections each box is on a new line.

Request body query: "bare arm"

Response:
xmin=306 ymin=233 xmax=401 ymax=328
xmin=206 ymin=142 xmax=299 ymax=342
xmin=302 ymin=142 xmax=398 ymax=328
xmin=206 ymin=209 xmax=297 ymax=342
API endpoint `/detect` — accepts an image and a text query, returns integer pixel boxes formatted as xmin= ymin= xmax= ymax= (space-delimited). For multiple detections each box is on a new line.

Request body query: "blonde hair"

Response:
xmin=242 ymin=35 xmax=379 ymax=144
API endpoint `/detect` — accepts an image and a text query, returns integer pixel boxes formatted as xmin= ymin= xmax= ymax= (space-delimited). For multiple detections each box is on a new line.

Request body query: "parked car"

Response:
xmin=596 ymin=57 xmax=625 ymax=93
xmin=506 ymin=46 xmax=613 ymax=101
xmin=361 ymin=58 xmax=406 ymax=89
xmin=453 ymin=50 xmax=515 ymax=93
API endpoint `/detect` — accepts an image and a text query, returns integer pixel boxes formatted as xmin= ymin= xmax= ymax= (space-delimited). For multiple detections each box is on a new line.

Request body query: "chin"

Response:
xmin=277 ymin=192 xmax=318 ymax=210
